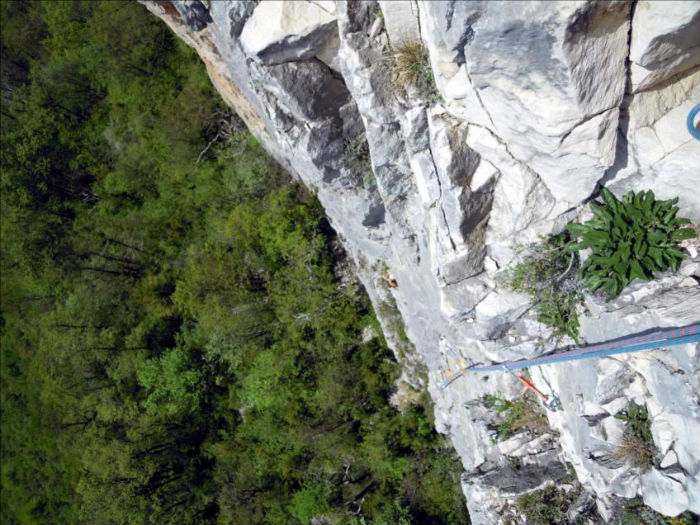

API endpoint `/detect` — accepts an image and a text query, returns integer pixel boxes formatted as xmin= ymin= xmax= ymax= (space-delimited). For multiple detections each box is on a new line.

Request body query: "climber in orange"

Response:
xmin=382 ymin=273 xmax=398 ymax=288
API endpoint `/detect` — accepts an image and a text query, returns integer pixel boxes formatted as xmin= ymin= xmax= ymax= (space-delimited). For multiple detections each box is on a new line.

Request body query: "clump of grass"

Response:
xmin=612 ymin=401 xmax=657 ymax=470
xmin=507 ymin=233 xmax=584 ymax=342
xmin=389 ymin=41 xmax=440 ymax=103
xmin=612 ymin=434 xmax=656 ymax=472
xmin=482 ymin=392 xmax=549 ymax=441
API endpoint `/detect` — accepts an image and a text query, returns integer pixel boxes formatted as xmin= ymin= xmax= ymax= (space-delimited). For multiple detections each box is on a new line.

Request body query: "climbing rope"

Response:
xmin=688 ymin=103 xmax=700 ymax=140
xmin=438 ymin=324 xmax=700 ymax=392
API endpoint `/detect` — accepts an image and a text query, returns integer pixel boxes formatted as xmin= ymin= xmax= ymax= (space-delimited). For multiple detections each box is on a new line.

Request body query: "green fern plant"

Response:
xmin=566 ymin=188 xmax=696 ymax=299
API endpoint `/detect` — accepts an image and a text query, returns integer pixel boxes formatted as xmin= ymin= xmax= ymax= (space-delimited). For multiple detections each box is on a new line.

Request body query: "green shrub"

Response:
xmin=567 ymin=188 xmax=696 ymax=299
xmin=288 ymin=483 xmax=331 ymax=524
xmin=617 ymin=497 xmax=698 ymax=525
xmin=613 ymin=401 xmax=657 ymax=470
xmin=374 ymin=499 xmax=412 ymax=525
xmin=516 ymin=484 xmax=574 ymax=525
xmin=508 ymin=233 xmax=583 ymax=341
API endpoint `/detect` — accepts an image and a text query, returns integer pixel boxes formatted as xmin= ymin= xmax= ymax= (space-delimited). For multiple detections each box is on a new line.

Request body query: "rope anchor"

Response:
xmin=502 ymin=365 xmax=561 ymax=412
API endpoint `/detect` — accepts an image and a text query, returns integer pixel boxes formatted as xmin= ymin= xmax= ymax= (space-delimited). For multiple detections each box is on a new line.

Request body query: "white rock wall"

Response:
xmin=143 ymin=0 xmax=700 ymax=521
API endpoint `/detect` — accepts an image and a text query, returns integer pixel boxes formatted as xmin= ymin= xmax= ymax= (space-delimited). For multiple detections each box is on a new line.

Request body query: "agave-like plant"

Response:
xmin=566 ymin=188 xmax=696 ymax=298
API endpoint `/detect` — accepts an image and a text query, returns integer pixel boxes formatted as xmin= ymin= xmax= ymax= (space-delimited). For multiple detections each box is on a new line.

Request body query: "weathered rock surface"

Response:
xmin=421 ymin=0 xmax=632 ymax=205
xmin=378 ymin=0 xmax=420 ymax=46
xmin=630 ymin=1 xmax=700 ymax=92
xmin=240 ymin=1 xmax=338 ymax=66
xmin=142 ymin=0 xmax=700 ymax=522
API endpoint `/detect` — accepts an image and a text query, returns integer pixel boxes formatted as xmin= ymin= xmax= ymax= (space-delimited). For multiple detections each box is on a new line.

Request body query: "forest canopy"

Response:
xmin=0 ymin=2 xmax=468 ymax=524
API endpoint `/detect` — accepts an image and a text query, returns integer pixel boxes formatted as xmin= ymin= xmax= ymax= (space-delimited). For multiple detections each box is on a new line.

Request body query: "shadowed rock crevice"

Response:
xmin=266 ymin=59 xmax=351 ymax=122
xmin=174 ymin=0 xmax=212 ymax=32
xmin=591 ymin=0 xmax=637 ymax=197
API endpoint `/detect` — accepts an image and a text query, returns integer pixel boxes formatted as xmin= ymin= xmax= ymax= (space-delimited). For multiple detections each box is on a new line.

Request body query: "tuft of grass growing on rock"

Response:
xmin=389 ymin=40 xmax=441 ymax=103
xmin=612 ymin=433 xmax=656 ymax=472
xmin=482 ymin=392 xmax=549 ymax=441
xmin=612 ymin=401 xmax=658 ymax=471
xmin=507 ymin=232 xmax=584 ymax=342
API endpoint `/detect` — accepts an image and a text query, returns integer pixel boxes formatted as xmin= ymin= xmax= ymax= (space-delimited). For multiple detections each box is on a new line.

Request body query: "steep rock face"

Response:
xmin=240 ymin=1 xmax=338 ymax=66
xmin=143 ymin=1 xmax=700 ymax=522
xmin=629 ymin=0 xmax=700 ymax=91
xmin=421 ymin=1 xmax=631 ymax=204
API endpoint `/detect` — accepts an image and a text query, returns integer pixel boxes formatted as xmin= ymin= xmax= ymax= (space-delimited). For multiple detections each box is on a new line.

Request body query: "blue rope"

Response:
xmin=688 ymin=103 xmax=700 ymax=140
xmin=438 ymin=324 xmax=700 ymax=391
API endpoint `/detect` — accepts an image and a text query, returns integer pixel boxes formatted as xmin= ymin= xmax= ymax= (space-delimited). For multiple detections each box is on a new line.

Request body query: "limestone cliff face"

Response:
xmin=143 ymin=1 xmax=700 ymax=521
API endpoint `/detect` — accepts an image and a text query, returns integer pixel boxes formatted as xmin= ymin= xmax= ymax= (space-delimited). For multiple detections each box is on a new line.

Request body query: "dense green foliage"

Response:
xmin=0 ymin=2 xmax=469 ymax=524
xmin=507 ymin=233 xmax=583 ymax=341
xmin=566 ymin=188 xmax=696 ymax=299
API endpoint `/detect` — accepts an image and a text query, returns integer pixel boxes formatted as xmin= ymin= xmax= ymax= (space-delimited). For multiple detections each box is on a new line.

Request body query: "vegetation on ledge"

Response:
xmin=612 ymin=401 xmax=658 ymax=471
xmin=389 ymin=40 xmax=441 ymax=104
xmin=507 ymin=232 xmax=583 ymax=342
xmin=482 ymin=392 xmax=549 ymax=441
xmin=567 ymin=188 xmax=696 ymax=299
xmin=507 ymin=188 xmax=696 ymax=340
